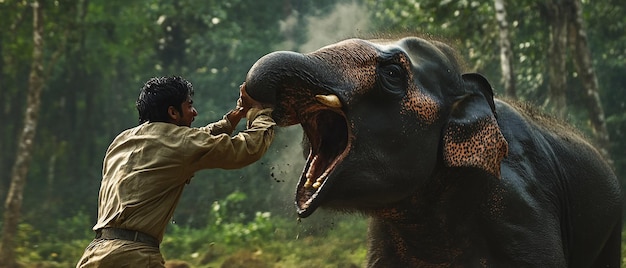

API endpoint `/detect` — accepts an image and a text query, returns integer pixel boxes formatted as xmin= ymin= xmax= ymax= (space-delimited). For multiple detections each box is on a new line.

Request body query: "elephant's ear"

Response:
xmin=442 ymin=73 xmax=508 ymax=178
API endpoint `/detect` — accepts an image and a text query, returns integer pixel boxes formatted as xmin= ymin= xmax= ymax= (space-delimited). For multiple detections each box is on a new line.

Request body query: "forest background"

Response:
xmin=1 ymin=0 xmax=625 ymax=267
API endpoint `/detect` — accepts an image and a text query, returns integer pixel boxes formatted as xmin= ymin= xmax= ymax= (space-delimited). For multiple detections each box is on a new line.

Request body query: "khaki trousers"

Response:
xmin=76 ymin=239 xmax=165 ymax=268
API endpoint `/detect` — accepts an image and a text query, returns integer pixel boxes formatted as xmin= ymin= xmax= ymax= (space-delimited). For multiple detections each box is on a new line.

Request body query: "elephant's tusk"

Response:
xmin=315 ymin=94 xmax=342 ymax=108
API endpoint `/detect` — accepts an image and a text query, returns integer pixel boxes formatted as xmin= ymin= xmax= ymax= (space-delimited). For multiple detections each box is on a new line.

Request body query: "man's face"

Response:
xmin=171 ymin=95 xmax=197 ymax=127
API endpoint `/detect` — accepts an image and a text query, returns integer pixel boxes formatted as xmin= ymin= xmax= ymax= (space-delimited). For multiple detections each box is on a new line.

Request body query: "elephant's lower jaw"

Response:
xmin=295 ymin=108 xmax=353 ymax=218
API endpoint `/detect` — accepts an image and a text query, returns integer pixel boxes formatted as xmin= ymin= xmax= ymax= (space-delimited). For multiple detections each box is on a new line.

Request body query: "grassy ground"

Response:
xmin=12 ymin=215 xmax=626 ymax=267
xmin=161 ymin=213 xmax=369 ymax=268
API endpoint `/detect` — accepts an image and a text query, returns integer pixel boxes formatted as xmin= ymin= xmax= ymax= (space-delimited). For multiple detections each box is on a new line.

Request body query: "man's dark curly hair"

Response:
xmin=136 ymin=76 xmax=195 ymax=124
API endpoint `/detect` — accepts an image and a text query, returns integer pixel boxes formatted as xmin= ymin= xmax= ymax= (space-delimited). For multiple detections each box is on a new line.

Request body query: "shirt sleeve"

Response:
xmin=203 ymin=114 xmax=234 ymax=136
xmin=185 ymin=108 xmax=276 ymax=172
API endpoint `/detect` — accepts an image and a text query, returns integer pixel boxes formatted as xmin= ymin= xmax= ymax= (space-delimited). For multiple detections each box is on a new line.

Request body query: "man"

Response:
xmin=76 ymin=76 xmax=275 ymax=267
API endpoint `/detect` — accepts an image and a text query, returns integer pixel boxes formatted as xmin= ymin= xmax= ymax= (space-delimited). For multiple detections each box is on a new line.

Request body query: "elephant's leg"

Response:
xmin=591 ymin=219 xmax=622 ymax=268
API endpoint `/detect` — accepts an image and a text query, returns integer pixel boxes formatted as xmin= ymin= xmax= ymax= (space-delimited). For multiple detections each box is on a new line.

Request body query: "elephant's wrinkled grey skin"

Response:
xmin=244 ymin=37 xmax=622 ymax=267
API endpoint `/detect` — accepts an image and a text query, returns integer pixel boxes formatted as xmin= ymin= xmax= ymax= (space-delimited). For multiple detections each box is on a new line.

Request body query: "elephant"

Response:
xmin=243 ymin=37 xmax=623 ymax=267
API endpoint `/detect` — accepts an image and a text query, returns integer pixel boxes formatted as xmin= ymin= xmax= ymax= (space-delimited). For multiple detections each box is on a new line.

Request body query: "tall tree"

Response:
xmin=541 ymin=0 xmax=569 ymax=119
xmin=0 ymin=1 xmax=44 ymax=266
xmin=567 ymin=0 xmax=611 ymax=160
xmin=494 ymin=0 xmax=516 ymax=99
xmin=539 ymin=0 xmax=611 ymax=159
xmin=0 ymin=0 xmax=30 ymax=204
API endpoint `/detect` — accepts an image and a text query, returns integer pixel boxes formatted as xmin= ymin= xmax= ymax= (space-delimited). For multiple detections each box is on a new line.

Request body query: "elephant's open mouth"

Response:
xmin=295 ymin=103 xmax=352 ymax=218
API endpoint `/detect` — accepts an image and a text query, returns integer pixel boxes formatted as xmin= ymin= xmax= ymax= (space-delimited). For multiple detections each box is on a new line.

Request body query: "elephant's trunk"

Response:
xmin=245 ymin=51 xmax=338 ymax=110
xmin=245 ymin=50 xmax=354 ymax=219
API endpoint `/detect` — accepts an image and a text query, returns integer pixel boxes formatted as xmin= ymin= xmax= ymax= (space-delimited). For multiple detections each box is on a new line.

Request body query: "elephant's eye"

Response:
xmin=378 ymin=63 xmax=406 ymax=96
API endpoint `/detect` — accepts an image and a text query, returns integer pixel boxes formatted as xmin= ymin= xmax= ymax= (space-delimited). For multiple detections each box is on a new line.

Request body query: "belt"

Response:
xmin=95 ymin=227 xmax=160 ymax=248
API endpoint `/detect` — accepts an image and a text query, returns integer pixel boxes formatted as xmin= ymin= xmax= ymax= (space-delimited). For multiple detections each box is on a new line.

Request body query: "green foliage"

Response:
xmin=159 ymin=193 xmax=367 ymax=267
xmin=10 ymin=212 xmax=93 ymax=266
xmin=14 ymin=223 xmax=43 ymax=263
xmin=267 ymin=216 xmax=368 ymax=268
xmin=162 ymin=191 xmax=277 ymax=261
xmin=161 ymin=212 xmax=368 ymax=267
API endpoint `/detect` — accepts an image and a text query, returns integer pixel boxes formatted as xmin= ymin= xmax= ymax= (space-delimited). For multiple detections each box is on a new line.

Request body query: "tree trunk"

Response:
xmin=567 ymin=0 xmax=611 ymax=161
xmin=0 ymin=31 xmax=4 ymax=200
xmin=543 ymin=0 xmax=569 ymax=119
xmin=494 ymin=0 xmax=516 ymax=99
xmin=0 ymin=1 xmax=44 ymax=266
xmin=0 ymin=0 xmax=29 ymax=203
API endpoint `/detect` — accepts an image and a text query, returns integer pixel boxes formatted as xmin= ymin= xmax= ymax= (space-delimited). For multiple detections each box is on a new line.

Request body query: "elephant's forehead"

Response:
xmin=309 ymin=39 xmax=379 ymax=97
xmin=310 ymin=38 xmax=441 ymax=125
xmin=311 ymin=39 xmax=379 ymax=68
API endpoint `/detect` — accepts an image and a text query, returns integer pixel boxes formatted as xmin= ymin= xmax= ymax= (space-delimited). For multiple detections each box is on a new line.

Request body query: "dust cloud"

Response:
xmin=265 ymin=1 xmax=371 ymax=232
xmin=279 ymin=1 xmax=371 ymax=52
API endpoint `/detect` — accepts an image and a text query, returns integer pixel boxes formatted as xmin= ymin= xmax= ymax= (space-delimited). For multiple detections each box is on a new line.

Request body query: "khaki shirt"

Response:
xmin=92 ymin=108 xmax=275 ymax=242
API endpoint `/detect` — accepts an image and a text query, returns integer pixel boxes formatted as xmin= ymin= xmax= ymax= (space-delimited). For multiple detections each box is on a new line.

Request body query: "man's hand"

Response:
xmin=226 ymin=83 xmax=269 ymax=128
xmin=238 ymin=83 xmax=266 ymax=111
